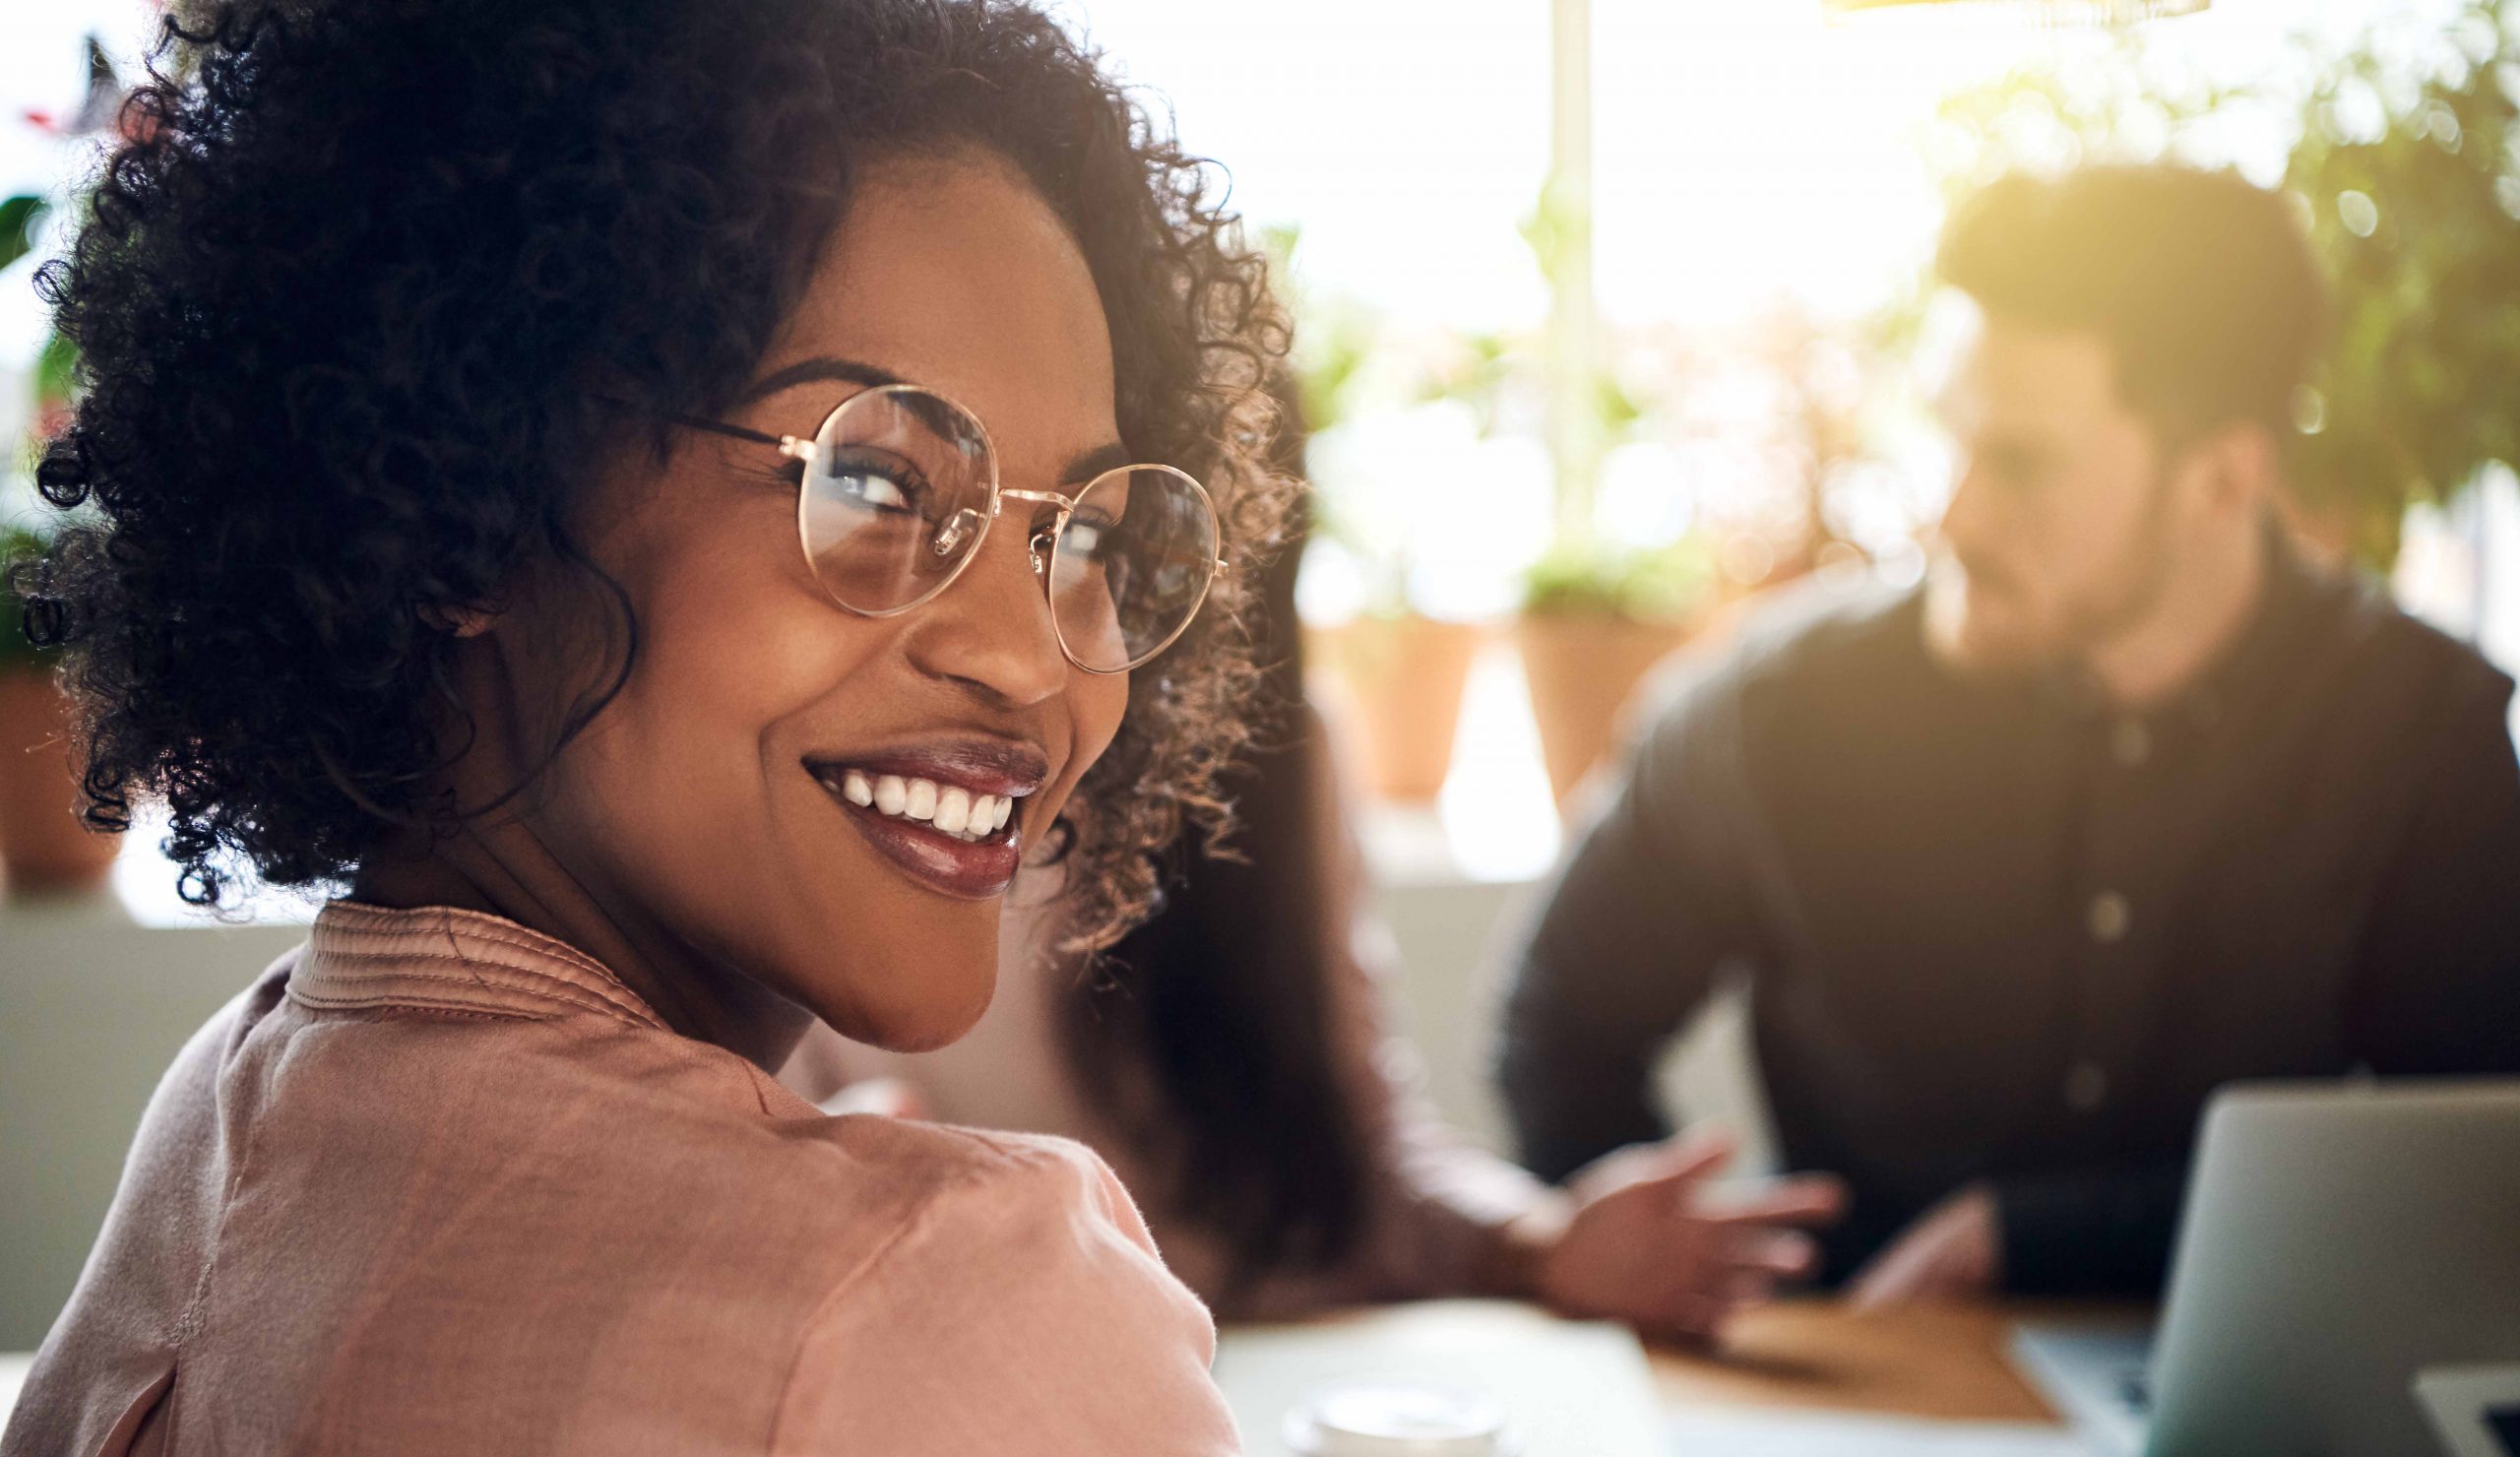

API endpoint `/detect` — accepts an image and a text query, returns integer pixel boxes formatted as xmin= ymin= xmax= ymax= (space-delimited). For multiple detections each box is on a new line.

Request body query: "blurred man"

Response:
xmin=1496 ymin=164 xmax=2520 ymax=1301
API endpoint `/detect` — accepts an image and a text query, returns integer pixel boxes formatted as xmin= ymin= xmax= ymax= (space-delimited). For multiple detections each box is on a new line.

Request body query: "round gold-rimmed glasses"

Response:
xmin=674 ymin=383 xmax=1224 ymax=674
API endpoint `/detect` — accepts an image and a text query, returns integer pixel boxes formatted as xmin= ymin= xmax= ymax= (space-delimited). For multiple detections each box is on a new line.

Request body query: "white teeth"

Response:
xmin=830 ymin=770 xmax=1023 ymax=842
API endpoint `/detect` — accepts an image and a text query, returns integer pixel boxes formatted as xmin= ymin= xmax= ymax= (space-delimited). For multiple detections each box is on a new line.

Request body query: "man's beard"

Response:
xmin=1930 ymin=467 xmax=2180 ymax=678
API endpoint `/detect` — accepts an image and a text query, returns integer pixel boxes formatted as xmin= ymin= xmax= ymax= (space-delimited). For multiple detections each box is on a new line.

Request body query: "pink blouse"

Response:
xmin=3 ymin=902 xmax=1240 ymax=1455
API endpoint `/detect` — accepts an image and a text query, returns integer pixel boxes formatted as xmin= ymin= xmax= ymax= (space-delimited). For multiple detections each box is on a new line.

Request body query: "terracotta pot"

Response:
xmin=1515 ymin=613 xmax=1695 ymax=806
xmin=0 ymin=667 xmax=121 ymax=899
xmin=1307 ymin=616 xmax=1487 ymax=802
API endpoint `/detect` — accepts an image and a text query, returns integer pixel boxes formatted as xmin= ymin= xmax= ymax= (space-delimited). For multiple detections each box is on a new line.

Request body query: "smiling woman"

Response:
xmin=1 ymin=0 xmax=1292 ymax=1451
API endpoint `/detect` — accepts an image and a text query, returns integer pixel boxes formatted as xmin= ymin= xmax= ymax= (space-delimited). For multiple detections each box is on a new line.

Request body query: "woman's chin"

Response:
xmin=865 ymin=1004 xmax=989 ymax=1054
xmin=812 ymin=960 xmax=997 ymax=1055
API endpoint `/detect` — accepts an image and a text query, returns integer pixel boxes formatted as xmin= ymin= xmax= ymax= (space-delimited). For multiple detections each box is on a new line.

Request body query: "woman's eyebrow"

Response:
xmin=737 ymin=355 xmax=905 ymax=405
xmin=746 ymin=357 xmax=1133 ymax=480
xmin=1062 ymin=442 xmax=1134 ymax=484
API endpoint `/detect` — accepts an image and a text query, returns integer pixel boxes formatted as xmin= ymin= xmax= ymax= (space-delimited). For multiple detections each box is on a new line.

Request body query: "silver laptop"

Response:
xmin=2015 ymin=1080 xmax=2520 ymax=1457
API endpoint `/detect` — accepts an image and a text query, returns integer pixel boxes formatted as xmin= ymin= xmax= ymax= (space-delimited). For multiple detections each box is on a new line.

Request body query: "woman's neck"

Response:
xmin=352 ymin=823 xmax=816 ymax=1073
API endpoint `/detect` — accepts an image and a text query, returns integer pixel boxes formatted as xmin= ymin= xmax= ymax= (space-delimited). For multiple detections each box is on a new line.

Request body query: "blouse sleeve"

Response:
xmin=771 ymin=1133 xmax=1241 ymax=1456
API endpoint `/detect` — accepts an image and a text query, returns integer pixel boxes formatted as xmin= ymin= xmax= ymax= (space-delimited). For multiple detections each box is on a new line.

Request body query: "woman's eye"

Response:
xmin=1060 ymin=512 xmax=1120 ymax=558
xmin=832 ymin=470 xmax=915 ymax=512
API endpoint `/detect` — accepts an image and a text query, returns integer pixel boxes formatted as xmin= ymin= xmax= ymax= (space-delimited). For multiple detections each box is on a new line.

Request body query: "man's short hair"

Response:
xmin=1936 ymin=164 xmax=2330 ymax=444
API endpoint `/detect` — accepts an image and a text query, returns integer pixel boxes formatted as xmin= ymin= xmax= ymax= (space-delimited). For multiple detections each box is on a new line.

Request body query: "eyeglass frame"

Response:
xmin=668 ymin=381 xmax=1227 ymax=675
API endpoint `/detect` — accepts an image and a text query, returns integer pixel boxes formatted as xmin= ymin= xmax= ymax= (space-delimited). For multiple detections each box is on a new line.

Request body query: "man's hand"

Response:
xmin=1520 ymin=1127 xmax=1845 ymax=1345
xmin=1847 ymin=1182 xmax=2002 ymax=1307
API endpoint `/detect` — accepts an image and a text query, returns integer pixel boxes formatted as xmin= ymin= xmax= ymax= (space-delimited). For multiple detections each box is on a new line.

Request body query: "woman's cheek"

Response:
xmin=1072 ymin=668 xmax=1130 ymax=765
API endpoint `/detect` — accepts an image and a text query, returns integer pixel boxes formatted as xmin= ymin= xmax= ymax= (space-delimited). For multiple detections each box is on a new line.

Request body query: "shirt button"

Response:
xmin=2087 ymin=891 xmax=2131 ymax=943
xmin=2110 ymin=718 xmax=2152 ymax=766
xmin=2065 ymin=1061 xmax=2110 ymax=1112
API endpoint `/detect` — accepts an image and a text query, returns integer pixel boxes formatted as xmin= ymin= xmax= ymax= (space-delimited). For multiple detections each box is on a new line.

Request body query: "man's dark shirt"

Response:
xmin=1496 ymin=542 xmax=2520 ymax=1293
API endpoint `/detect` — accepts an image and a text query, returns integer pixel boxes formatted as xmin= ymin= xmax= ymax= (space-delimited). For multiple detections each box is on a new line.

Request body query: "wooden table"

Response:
xmin=1649 ymin=1299 xmax=2146 ymax=1423
xmin=1218 ymin=1298 xmax=2153 ymax=1450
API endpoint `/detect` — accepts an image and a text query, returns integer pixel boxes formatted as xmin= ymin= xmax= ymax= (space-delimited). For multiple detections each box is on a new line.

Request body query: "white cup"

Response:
xmin=1282 ymin=1382 xmax=1518 ymax=1457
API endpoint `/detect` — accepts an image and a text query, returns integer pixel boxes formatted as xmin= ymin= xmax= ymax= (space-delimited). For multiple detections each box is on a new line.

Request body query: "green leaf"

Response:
xmin=0 ymin=193 xmax=50 ymax=274
xmin=35 ymin=331 xmax=78 ymax=406
xmin=1520 ymin=537 xmax=1715 ymax=622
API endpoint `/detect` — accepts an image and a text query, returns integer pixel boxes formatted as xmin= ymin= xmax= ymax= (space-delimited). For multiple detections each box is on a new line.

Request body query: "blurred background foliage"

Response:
xmin=6 ymin=4 xmax=2516 ymax=814
xmin=1285 ymin=0 xmax=2520 ymax=621
xmin=2289 ymin=0 xmax=2520 ymax=562
xmin=1520 ymin=536 xmax=1714 ymax=623
xmin=1922 ymin=0 xmax=2520 ymax=565
xmin=3 ymin=193 xmax=54 ymax=671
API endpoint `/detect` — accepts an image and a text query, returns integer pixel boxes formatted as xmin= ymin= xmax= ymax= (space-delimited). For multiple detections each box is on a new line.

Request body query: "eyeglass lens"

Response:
xmin=796 ymin=386 xmax=1216 ymax=672
xmin=1047 ymin=466 xmax=1220 ymax=672
xmin=797 ymin=387 xmax=993 ymax=614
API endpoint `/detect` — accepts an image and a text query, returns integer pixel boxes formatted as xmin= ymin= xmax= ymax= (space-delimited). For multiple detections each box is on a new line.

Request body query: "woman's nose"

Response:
xmin=899 ymin=514 xmax=1069 ymax=706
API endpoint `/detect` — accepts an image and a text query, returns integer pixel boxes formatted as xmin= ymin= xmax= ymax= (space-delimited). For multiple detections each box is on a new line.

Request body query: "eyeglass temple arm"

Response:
xmin=669 ymin=412 xmax=815 ymax=461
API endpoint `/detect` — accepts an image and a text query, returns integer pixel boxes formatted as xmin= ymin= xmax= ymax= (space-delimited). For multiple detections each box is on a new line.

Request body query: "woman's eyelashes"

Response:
xmin=821 ymin=449 xmax=934 ymax=516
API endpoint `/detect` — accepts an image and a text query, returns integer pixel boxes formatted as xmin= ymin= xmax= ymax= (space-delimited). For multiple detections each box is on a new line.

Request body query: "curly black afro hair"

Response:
xmin=24 ymin=0 xmax=1298 ymax=946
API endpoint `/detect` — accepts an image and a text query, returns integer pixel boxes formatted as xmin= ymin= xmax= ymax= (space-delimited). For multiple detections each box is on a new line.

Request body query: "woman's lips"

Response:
xmin=828 ymin=793 xmax=1024 ymax=900
xmin=803 ymin=743 xmax=1045 ymax=901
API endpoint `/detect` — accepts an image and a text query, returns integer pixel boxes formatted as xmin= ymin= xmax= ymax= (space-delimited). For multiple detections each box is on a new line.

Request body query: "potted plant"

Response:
xmin=1279 ymin=229 xmax=1506 ymax=803
xmin=1308 ymin=603 xmax=1489 ymax=804
xmin=1 ymin=523 xmax=121 ymax=898
xmin=1514 ymin=535 xmax=1715 ymax=806
xmin=3 ymin=181 xmax=121 ymax=898
xmin=1302 ymin=494 xmax=1491 ymax=803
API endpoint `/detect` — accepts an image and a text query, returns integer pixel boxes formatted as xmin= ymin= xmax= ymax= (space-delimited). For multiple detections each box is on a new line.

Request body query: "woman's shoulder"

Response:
xmin=504 ymin=1101 xmax=1239 ymax=1452
xmin=52 ymin=947 xmax=1232 ymax=1453
xmin=795 ymin=1116 xmax=1192 ymax=1293
xmin=764 ymin=1119 xmax=1241 ymax=1455
xmin=730 ymin=1113 xmax=1153 ymax=1267
xmin=262 ymin=912 xmax=1157 ymax=1270
xmin=782 ymin=1113 xmax=1133 ymax=1208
